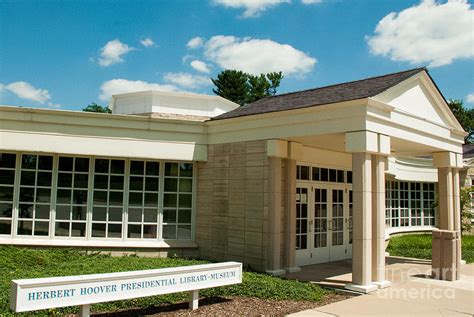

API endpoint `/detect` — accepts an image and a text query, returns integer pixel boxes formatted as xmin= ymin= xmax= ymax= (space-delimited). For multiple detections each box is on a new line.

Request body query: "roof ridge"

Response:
xmin=252 ymin=67 xmax=427 ymax=103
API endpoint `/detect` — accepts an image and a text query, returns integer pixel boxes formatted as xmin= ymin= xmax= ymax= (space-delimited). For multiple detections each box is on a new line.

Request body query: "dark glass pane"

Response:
xmin=17 ymin=220 xmax=33 ymax=235
xmin=179 ymin=179 xmax=193 ymax=192
xmin=130 ymin=161 xmax=144 ymax=175
xmin=38 ymin=156 xmax=53 ymax=170
xmin=0 ymin=220 xmax=12 ymax=234
xmin=108 ymin=207 xmax=122 ymax=222
xmin=143 ymin=209 xmax=157 ymax=223
xmin=163 ymin=194 xmax=177 ymax=208
xmin=34 ymin=221 xmax=49 ymax=236
xmin=19 ymin=187 xmax=34 ymax=202
xmin=164 ymin=178 xmax=177 ymax=192
xmin=35 ymin=204 xmax=50 ymax=219
xmin=146 ymin=162 xmax=160 ymax=176
xmin=337 ymin=170 xmax=344 ymax=183
xmin=178 ymin=209 xmax=192 ymax=223
xmin=300 ymin=166 xmax=309 ymax=180
xmin=128 ymin=192 xmax=143 ymax=207
xmin=143 ymin=225 xmax=157 ymax=239
xmin=128 ymin=224 xmax=142 ymax=238
xmin=109 ymin=176 xmax=124 ymax=190
xmin=129 ymin=176 xmax=143 ymax=191
xmin=179 ymin=194 xmax=192 ymax=208
xmin=92 ymin=223 xmax=106 ymax=237
xmin=109 ymin=191 xmax=123 ymax=205
xmin=58 ymin=173 xmax=72 ymax=188
xmin=0 ymin=170 xmax=15 ymax=185
xmin=0 ymin=153 xmax=16 ymax=168
xmin=95 ymin=159 xmax=109 ymax=173
xmin=329 ymin=169 xmax=337 ymax=182
xmin=163 ymin=209 xmax=176 ymax=223
xmin=19 ymin=204 xmax=33 ymax=218
xmin=75 ymin=158 xmax=89 ymax=172
xmin=93 ymin=191 xmax=107 ymax=205
xmin=0 ymin=203 xmax=13 ymax=218
xmin=92 ymin=207 xmax=106 ymax=221
xmin=57 ymin=189 xmax=71 ymax=204
xmin=58 ymin=157 xmax=73 ymax=171
xmin=145 ymin=177 xmax=159 ymax=191
xmin=177 ymin=225 xmax=191 ymax=239
xmin=73 ymin=190 xmax=87 ymax=205
xmin=179 ymin=163 xmax=193 ymax=177
xmin=36 ymin=188 xmax=51 ymax=203
xmin=56 ymin=205 xmax=70 ymax=220
xmin=128 ymin=208 xmax=142 ymax=222
xmin=94 ymin=175 xmax=108 ymax=189
xmin=165 ymin=163 xmax=178 ymax=177
xmin=37 ymin=172 xmax=52 ymax=187
xmin=110 ymin=160 xmax=125 ymax=174
xmin=144 ymin=193 xmax=158 ymax=207
xmin=72 ymin=206 xmax=87 ymax=220
xmin=312 ymin=167 xmax=320 ymax=181
xmin=21 ymin=171 xmax=36 ymax=186
xmin=162 ymin=225 xmax=176 ymax=239
xmin=321 ymin=168 xmax=328 ymax=181
xmin=55 ymin=222 xmax=69 ymax=236
xmin=108 ymin=224 xmax=122 ymax=238
xmin=71 ymin=223 xmax=86 ymax=237
xmin=74 ymin=174 xmax=89 ymax=189
xmin=21 ymin=155 xmax=37 ymax=169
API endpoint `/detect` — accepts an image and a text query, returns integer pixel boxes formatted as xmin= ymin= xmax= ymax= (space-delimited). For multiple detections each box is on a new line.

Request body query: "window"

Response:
xmin=18 ymin=154 xmax=53 ymax=236
xmin=410 ymin=183 xmax=422 ymax=226
xmin=307 ymin=166 xmax=350 ymax=184
xmin=55 ymin=157 xmax=89 ymax=237
xmin=0 ymin=153 xmax=16 ymax=235
xmin=91 ymin=159 xmax=125 ymax=238
xmin=422 ymin=183 xmax=435 ymax=226
xmin=296 ymin=187 xmax=308 ymax=249
xmin=162 ymin=163 xmax=193 ymax=239
xmin=296 ymin=165 xmax=310 ymax=180
xmin=128 ymin=160 xmax=160 ymax=239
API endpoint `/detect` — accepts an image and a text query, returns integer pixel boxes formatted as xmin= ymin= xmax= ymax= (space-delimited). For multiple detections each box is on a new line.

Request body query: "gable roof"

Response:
xmin=212 ymin=67 xmax=426 ymax=121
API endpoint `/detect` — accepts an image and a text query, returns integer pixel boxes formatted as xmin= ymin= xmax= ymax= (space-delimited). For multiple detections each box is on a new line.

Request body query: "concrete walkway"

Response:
xmin=287 ymin=257 xmax=474 ymax=316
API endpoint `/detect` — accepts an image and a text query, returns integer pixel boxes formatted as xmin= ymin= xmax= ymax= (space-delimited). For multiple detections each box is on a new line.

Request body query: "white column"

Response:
xmin=438 ymin=167 xmax=454 ymax=230
xmin=283 ymin=158 xmax=300 ymax=272
xmin=345 ymin=153 xmax=377 ymax=293
xmin=189 ymin=290 xmax=199 ymax=310
xmin=371 ymin=155 xmax=391 ymax=289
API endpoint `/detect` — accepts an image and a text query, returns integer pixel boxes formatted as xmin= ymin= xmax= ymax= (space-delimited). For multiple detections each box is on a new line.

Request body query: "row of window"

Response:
xmin=297 ymin=165 xmax=352 ymax=184
xmin=0 ymin=153 xmax=194 ymax=240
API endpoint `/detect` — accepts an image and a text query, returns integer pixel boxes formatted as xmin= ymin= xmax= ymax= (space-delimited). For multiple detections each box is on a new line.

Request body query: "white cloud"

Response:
xmin=99 ymin=79 xmax=178 ymax=101
xmin=98 ymin=39 xmax=134 ymax=67
xmin=187 ymin=37 xmax=204 ymax=49
xmin=140 ymin=37 xmax=155 ymax=47
xmin=190 ymin=60 xmax=211 ymax=73
xmin=47 ymin=102 xmax=61 ymax=109
xmin=367 ymin=0 xmax=474 ymax=67
xmin=204 ymin=35 xmax=316 ymax=75
xmin=4 ymin=81 xmax=51 ymax=103
xmin=212 ymin=0 xmax=289 ymax=17
xmin=466 ymin=93 xmax=474 ymax=103
xmin=163 ymin=72 xmax=211 ymax=89
xmin=301 ymin=0 xmax=322 ymax=4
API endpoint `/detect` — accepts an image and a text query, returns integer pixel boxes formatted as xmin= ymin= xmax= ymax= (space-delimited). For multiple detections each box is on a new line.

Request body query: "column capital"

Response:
xmin=345 ymin=131 xmax=390 ymax=156
xmin=432 ymin=152 xmax=463 ymax=168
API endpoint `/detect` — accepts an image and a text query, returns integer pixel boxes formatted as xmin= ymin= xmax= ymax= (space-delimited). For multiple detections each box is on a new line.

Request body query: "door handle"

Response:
xmin=345 ymin=218 xmax=353 ymax=230
xmin=309 ymin=219 xmax=313 ymax=232
xmin=327 ymin=220 xmax=332 ymax=231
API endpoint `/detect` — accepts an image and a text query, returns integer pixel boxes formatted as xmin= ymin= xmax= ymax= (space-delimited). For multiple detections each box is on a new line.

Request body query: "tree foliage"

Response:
xmin=212 ymin=70 xmax=283 ymax=106
xmin=82 ymin=102 xmax=112 ymax=113
xmin=448 ymin=99 xmax=473 ymax=143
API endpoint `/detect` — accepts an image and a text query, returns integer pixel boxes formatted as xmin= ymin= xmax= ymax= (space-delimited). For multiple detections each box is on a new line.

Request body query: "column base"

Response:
xmin=372 ymin=280 xmax=391 ymax=289
xmin=345 ymin=283 xmax=378 ymax=293
xmin=284 ymin=266 xmax=301 ymax=273
xmin=265 ymin=269 xmax=286 ymax=276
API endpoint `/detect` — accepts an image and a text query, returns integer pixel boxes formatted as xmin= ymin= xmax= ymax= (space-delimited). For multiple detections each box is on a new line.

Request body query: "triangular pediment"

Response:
xmin=371 ymin=70 xmax=464 ymax=132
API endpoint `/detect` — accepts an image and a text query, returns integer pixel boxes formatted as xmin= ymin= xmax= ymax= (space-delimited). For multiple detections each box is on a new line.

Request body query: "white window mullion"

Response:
xmin=49 ymin=154 xmax=59 ymax=238
xmin=158 ymin=161 xmax=165 ymax=241
xmin=122 ymin=159 xmax=130 ymax=241
xmin=11 ymin=152 xmax=22 ymax=238
xmin=86 ymin=156 xmax=95 ymax=240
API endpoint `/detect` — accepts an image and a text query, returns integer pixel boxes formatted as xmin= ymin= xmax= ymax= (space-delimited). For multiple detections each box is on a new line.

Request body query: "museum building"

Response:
xmin=0 ymin=68 xmax=466 ymax=292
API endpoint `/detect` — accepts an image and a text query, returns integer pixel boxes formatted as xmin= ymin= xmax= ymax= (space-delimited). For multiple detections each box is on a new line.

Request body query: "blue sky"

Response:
xmin=0 ymin=0 xmax=473 ymax=110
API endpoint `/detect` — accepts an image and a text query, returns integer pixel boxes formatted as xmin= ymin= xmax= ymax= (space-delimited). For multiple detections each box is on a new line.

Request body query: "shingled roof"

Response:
xmin=212 ymin=67 xmax=426 ymax=120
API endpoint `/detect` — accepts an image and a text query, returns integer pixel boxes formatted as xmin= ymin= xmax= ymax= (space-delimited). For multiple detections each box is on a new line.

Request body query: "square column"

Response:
xmin=371 ymin=155 xmax=391 ymax=289
xmin=283 ymin=158 xmax=299 ymax=272
xmin=345 ymin=152 xmax=377 ymax=293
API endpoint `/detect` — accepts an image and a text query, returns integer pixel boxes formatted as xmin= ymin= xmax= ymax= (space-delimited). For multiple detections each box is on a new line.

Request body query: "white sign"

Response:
xmin=11 ymin=262 xmax=242 ymax=313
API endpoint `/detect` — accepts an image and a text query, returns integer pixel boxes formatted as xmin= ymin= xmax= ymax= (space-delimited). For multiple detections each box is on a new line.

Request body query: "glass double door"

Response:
xmin=295 ymin=184 xmax=352 ymax=266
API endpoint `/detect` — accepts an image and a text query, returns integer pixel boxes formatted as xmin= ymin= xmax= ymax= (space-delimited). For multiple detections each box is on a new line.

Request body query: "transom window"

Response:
xmin=296 ymin=165 xmax=351 ymax=184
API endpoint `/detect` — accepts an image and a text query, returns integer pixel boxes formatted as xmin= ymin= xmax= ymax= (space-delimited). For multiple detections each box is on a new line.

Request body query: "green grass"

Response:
xmin=0 ymin=247 xmax=329 ymax=316
xmin=387 ymin=233 xmax=474 ymax=264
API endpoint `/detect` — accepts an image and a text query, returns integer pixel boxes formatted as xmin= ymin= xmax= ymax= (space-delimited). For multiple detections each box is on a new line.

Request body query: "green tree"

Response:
xmin=448 ymin=99 xmax=473 ymax=143
xmin=82 ymin=102 xmax=112 ymax=113
xmin=212 ymin=70 xmax=284 ymax=105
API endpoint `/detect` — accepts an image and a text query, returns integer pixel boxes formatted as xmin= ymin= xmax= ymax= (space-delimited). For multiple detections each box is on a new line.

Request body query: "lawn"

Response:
xmin=0 ymin=247 xmax=330 ymax=316
xmin=387 ymin=233 xmax=474 ymax=263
